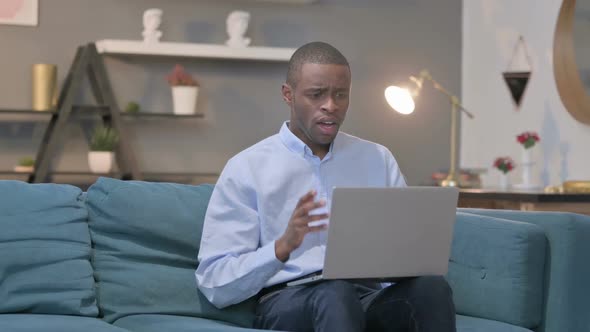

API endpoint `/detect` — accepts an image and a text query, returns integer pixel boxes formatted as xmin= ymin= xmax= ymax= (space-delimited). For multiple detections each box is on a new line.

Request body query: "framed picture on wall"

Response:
xmin=0 ymin=0 xmax=38 ymax=26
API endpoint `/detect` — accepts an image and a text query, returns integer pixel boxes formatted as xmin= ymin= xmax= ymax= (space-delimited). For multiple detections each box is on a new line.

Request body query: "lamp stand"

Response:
xmin=392 ymin=70 xmax=474 ymax=187
xmin=440 ymin=97 xmax=460 ymax=187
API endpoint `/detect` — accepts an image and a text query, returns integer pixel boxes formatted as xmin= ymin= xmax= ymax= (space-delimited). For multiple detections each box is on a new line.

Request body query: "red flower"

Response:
xmin=493 ymin=157 xmax=516 ymax=174
xmin=516 ymin=131 xmax=540 ymax=149
xmin=166 ymin=64 xmax=199 ymax=87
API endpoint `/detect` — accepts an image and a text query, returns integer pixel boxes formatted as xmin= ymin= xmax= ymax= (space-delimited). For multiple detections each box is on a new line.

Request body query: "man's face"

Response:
xmin=282 ymin=63 xmax=351 ymax=154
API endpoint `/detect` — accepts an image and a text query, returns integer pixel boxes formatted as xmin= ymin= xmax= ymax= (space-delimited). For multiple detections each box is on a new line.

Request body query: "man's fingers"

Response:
xmin=295 ymin=190 xmax=316 ymax=208
xmin=297 ymin=200 xmax=326 ymax=217
xmin=307 ymin=225 xmax=328 ymax=233
xmin=308 ymin=214 xmax=329 ymax=222
xmin=292 ymin=213 xmax=329 ymax=228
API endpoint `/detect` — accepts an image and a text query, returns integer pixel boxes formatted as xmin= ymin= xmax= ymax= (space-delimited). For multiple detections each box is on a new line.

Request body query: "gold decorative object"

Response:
xmin=32 ymin=64 xmax=57 ymax=111
xmin=563 ymin=180 xmax=590 ymax=193
xmin=544 ymin=185 xmax=564 ymax=193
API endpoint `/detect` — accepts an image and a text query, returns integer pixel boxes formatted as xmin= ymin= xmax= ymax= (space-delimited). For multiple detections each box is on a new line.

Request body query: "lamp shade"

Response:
xmin=384 ymin=86 xmax=415 ymax=115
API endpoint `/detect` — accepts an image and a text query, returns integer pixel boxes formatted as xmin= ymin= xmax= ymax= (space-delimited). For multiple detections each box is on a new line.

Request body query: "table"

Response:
xmin=458 ymin=188 xmax=590 ymax=216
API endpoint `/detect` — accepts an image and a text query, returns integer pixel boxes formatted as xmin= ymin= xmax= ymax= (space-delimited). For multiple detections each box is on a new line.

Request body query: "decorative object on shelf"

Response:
xmin=32 ymin=64 xmax=57 ymax=111
xmin=563 ymin=180 xmax=590 ymax=193
xmin=493 ymin=156 xmax=516 ymax=189
xmin=167 ymin=64 xmax=199 ymax=115
xmin=88 ymin=125 xmax=119 ymax=173
xmin=515 ymin=131 xmax=540 ymax=189
xmin=431 ymin=168 xmax=485 ymax=189
xmin=385 ymin=69 xmax=475 ymax=187
xmin=225 ymin=10 xmax=251 ymax=48
xmin=124 ymin=101 xmax=140 ymax=113
xmin=0 ymin=0 xmax=38 ymax=26
xmin=503 ymin=35 xmax=533 ymax=110
xmin=14 ymin=156 xmax=35 ymax=173
xmin=142 ymin=8 xmax=163 ymax=43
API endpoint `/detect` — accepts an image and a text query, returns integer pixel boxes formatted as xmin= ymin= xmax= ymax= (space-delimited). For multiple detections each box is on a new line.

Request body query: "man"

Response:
xmin=196 ymin=41 xmax=456 ymax=332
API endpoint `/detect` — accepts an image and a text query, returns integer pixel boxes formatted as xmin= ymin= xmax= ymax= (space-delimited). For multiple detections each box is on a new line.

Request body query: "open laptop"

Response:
xmin=287 ymin=186 xmax=459 ymax=287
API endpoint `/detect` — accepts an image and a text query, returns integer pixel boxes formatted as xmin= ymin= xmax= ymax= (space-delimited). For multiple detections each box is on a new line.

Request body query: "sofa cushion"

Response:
xmin=0 ymin=314 xmax=129 ymax=332
xmin=456 ymin=315 xmax=533 ymax=332
xmin=113 ymin=314 xmax=272 ymax=332
xmin=0 ymin=181 xmax=98 ymax=317
xmin=86 ymin=177 xmax=256 ymax=325
xmin=459 ymin=208 xmax=590 ymax=332
xmin=447 ymin=213 xmax=546 ymax=328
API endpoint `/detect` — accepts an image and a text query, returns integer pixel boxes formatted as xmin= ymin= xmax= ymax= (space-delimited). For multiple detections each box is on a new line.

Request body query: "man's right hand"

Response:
xmin=275 ymin=190 xmax=329 ymax=262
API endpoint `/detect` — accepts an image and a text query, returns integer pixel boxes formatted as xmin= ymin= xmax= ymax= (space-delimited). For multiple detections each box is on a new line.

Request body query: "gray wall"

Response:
xmin=0 ymin=0 xmax=462 ymax=185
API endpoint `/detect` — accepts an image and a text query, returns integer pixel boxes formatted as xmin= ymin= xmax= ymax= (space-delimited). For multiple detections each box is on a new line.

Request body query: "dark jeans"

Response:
xmin=253 ymin=276 xmax=456 ymax=332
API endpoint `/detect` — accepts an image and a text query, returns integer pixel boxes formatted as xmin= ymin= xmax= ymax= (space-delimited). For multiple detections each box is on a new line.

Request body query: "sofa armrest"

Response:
xmin=459 ymin=208 xmax=590 ymax=332
xmin=448 ymin=212 xmax=547 ymax=329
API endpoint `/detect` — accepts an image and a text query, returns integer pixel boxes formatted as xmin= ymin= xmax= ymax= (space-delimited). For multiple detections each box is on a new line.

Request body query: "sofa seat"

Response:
xmin=0 ymin=314 xmax=128 ymax=332
xmin=457 ymin=315 xmax=533 ymax=332
xmin=113 ymin=314 xmax=272 ymax=332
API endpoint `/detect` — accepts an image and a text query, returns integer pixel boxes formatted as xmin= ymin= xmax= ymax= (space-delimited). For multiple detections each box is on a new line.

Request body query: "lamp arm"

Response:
xmin=415 ymin=70 xmax=474 ymax=188
xmin=420 ymin=73 xmax=475 ymax=119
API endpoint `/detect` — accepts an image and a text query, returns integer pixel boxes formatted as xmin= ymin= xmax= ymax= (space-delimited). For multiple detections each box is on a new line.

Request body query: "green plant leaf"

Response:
xmin=90 ymin=126 xmax=119 ymax=151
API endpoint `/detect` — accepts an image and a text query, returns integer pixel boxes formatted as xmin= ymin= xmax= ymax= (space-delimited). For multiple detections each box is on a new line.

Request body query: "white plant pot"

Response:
xmin=172 ymin=86 xmax=198 ymax=115
xmin=499 ymin=173 xmax=510 ymax=190
xmin=88 ymin=151 xmax=114 ymax=173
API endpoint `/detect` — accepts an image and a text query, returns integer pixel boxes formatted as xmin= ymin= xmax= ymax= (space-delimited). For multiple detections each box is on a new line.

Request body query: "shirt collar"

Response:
xmin=279 ymin=121 xmax=337 ymax=159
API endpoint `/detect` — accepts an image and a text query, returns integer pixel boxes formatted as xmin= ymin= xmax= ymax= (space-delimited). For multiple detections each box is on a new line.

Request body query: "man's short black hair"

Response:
xmin=286 ymin=41 xmax=349 ymax=87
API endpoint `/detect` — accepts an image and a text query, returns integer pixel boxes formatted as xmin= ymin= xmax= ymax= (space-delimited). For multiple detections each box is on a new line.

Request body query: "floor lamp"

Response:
xmin=384 ymin=70 xmax=475 ymax=187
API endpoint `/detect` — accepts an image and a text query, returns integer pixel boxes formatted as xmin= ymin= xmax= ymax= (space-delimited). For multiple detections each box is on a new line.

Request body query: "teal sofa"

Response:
xmin=0 ymin=177 xmax=588 ymax=332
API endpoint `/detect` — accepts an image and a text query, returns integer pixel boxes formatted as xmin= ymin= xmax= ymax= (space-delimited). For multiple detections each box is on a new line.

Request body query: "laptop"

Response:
xmin=287 ymin=186 xmax=459 ymax=287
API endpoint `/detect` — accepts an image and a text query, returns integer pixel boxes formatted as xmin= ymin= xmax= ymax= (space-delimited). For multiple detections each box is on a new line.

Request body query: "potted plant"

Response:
xmin=124 ymin=101 xmax=140 ymax=114
xmin=166 ymin=64 xmax=200 ymax=115
xmin=516 ymin=131 xmax=540 ymax=188
xmin=14 ymin=156 xmax=35 ymax=173
xmin=493 ymin=156 xmax=516 ymax=189
xmin=88 ymin=125 xmax=119 ymax=173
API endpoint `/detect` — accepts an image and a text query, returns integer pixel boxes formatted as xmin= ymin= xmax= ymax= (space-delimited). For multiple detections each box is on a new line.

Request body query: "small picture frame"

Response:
xmin=0 ymin=0 xmax=38 ymax=27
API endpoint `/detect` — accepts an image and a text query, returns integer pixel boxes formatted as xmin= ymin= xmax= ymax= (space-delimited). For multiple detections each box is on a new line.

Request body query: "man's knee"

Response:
xmin=411 ymin=276 xmax=453 ymax=302
xmin=311 ymin=280 xmax=364 ymax=312
xmin=311 ymin=280 xmax=365 ymax=330
xmin=313 ymin=280 xmax=360 ymax=303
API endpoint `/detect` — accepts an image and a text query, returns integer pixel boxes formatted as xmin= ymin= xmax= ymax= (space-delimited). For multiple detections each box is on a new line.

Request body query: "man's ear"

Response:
xmin=281 ymin=84 xmax=293 ymax=105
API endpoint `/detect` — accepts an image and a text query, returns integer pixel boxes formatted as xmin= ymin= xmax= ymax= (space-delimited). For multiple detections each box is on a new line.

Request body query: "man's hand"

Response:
xmin=275 ymin=190 xmax=329 ymax=262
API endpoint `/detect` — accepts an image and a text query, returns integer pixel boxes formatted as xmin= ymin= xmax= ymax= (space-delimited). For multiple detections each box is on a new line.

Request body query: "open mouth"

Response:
xmin=317 ymin=121 xmax=338 ymax=134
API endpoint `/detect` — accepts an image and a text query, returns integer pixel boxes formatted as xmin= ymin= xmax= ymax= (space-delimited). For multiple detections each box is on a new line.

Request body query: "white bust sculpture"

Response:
xmin=225 ymin=11 xmax=251 ymax=48
xmin=142 ymin=8 xmax=163 ymax=43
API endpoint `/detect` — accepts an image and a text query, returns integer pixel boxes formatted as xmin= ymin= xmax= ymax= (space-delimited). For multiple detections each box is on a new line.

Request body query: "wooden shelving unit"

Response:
xmin=0 ymin=43 xmax=213 ymax=185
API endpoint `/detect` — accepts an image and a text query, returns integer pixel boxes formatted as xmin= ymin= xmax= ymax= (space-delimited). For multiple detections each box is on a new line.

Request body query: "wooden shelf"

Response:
xmin=0 ymin=109 xmax=54 ymax=114
xmin=95 ymin=40 xmax=295 ymax=62
xmin=0 ymin=171 xmax=33 ymax=175
xmin=121 ymin=112 xmax=204 ymax=118
xmin=0 ymin=106 xmax=204 ymax=120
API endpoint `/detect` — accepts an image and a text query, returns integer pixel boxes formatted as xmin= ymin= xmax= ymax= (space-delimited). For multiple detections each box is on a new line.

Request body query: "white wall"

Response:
xmin=461 ymin=0 xmax=590 ymax=188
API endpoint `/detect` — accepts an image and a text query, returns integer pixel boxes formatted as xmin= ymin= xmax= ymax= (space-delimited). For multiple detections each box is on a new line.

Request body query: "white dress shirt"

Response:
xmin=195 ymin=122 xmax=407 ymax=308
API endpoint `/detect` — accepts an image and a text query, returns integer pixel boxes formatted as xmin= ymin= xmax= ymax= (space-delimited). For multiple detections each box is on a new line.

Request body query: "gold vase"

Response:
xmin=32 ymin=64 xmax=57 ymax=111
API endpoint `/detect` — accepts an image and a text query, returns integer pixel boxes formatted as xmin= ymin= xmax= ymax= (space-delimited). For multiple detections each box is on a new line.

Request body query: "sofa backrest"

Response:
xmin=0 ymin=180 xmax=98 ymax=317
xmin=459 ymin=208 xmax=590 ymax=332
xmin=85 ymin=177 xmax=256 ymax=326
xmin=448 ymin=212 xmax=547 ymax=329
